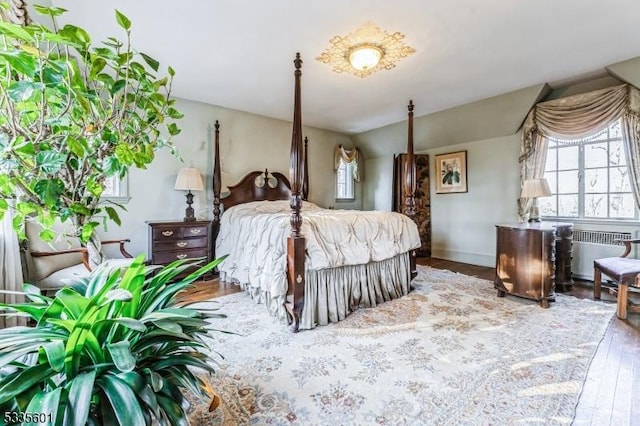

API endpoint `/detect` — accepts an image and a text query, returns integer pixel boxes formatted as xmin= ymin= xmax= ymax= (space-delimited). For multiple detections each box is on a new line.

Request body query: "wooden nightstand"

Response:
xmin=146 ymin=220 xmax=213 ymax=277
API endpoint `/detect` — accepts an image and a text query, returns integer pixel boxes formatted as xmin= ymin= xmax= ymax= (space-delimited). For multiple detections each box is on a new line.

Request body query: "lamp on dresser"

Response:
xmin=175 ymin=167 xmax=204 ymax=222
xmin=521 ymin=178 xmax=552 ymax=222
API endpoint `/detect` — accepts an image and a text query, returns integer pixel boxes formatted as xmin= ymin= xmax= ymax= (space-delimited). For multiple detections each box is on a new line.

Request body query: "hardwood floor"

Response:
xmin=178 ymin=258 xmax=640 ymax=425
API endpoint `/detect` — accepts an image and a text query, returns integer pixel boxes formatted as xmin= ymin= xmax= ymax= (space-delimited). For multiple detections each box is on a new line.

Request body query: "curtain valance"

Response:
xmin=334 ymin=145 xmax=361 ymax=182
xmin=519 ymin=84 xmax=640 ymax=218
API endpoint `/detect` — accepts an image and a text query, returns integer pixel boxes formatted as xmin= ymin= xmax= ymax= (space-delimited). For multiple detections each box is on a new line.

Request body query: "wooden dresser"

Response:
xmin=146 ymin=220 xmax=212 ymax=273
xmin=494 ymin=222 xmax=573 ymax=307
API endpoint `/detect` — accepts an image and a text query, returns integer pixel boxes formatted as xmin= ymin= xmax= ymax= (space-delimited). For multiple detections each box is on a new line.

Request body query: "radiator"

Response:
xmin=571 ymin=229 xmax=635 ymax=281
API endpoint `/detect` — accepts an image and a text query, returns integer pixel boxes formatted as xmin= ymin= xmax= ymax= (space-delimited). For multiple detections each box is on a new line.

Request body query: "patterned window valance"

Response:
xmin=334 ymin=145 xmax=361 ymax=182
xmin=519 ymin=83 xmax=640 ymax=218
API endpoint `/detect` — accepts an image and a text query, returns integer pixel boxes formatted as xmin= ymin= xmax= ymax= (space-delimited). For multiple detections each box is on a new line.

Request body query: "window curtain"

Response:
xmin=334 ymin=145 xmax=361 ymax=182
xmin=0 ymin=202 xmax=25 ymax=328
xmin=519 ymin=84 xmax=640 ymax=218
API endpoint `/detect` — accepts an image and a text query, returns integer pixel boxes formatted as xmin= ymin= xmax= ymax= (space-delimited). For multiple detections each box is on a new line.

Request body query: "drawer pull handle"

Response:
xmin=176 ymin=254 xmax=188 ymax=259
xmin=176 ymin=242 xmax=188 ymax=248
xmin=190 ymin=229 xmax=202 ymax=235
xmin=162 ymin=230 xmax=174 ymax=237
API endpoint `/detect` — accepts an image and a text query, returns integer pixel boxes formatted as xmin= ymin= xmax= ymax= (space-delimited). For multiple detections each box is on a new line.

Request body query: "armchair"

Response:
xmin=25 ymin=220 xmax=134 ymax=294
xmin=593 ymin=237 xmax=640 ymax=319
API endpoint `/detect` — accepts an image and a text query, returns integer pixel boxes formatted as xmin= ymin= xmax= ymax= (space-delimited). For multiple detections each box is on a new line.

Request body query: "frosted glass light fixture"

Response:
xmin=349 ymin=45 xmax=383 ymax=71
xmin=316 ymin=22 xmax=415 ymax=78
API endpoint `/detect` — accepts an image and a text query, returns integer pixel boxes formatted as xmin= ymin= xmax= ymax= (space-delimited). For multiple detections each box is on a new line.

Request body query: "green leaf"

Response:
xmin=104 ymin=206 xmax=121 ymax=226
xmin=43 ymin=340 xmax=66 ymax=372
xmin=24 ymin=387 xmax=62 ymax=426
xmin=33 ymin=179 xmax=64 ymax=207
xmin=0 ymin=21 xmax=34 ymax=42
xmin=69 ymin=203 xmax=91 ymax=216
xmin=168 ymin=66 xmax=175 ymax=77
xmin=33 ymin=4 xmax=68 ymax=17
xmin=115 ymin=10 xmax=132 ymax=31
xmin=7 ymin=81 xmax=44 ymax=102
xmin=109 ymin=317 xmax=146 ymax=332
xmin=104 ymin=289 xmax=132 ymax=303
xmin=157 ymin=394 xmax=188 ymax=426
xmin=66 ymin=136 xmax=85 ymax=157
xmin=0 ymin=51 xmax=37 ymax=76
xmin=103 ymin=157 xmax=121 ymax=176
xmin=65 ymin=371 xmax=96 ymax=426
xmin=81 ymin=222 xmax=99 ymax=242
xmin=98 ymin=374 xmax=145 ymax=426
xmin=89 ymin=57 xmax=107 ymax=78
xmin=140 ymin=53 xmax=159 ymax=72
xmin=0 ymin=363 xmax=54 ymax=404
xmin=107 ymin=341 xmax=136 ymax=373
xmin=35 ymin=151 xmax=66 ymax=174
xmin=167 ymin=123 xmax=181 ymax=136
xmin=39 ymin=228 xmax=56 ymax=242
xmin=110 ymin=79 xmax=126 ymax=96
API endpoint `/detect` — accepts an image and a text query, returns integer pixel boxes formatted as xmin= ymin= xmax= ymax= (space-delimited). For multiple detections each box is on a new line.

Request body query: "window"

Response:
xmin=336 ymin=159 xmax=355 ymax=200
xmin=540 ymin=120 xmax=637 ymax=220
xmin=101 ymin=175 xmax=130 ymax=204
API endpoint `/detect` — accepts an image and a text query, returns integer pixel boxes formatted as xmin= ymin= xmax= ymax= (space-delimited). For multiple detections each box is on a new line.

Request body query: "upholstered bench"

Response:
xmin=594 ymin=242 xmax=640 ymax=319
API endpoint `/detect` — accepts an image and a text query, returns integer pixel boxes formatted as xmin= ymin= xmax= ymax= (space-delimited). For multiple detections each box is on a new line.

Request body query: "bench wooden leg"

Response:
xmin=593 ymin=267 xmax=602 ymax=300
xmin=617 ymin=283 xmax=628 ymax=320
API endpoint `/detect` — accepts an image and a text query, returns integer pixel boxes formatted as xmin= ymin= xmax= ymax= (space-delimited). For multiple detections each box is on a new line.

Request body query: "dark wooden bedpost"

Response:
xmin=213 ymin=120 xmax=222 ymax=225
xmin=404 ymin=101 xmax=418 ymax=278
xmin=302 ymin=136 xmax=309 ymax=201
xmin=212 ymin=120 xmax=222 ymax=263
xmin=286 ymin=53 xmax=306 ymax=332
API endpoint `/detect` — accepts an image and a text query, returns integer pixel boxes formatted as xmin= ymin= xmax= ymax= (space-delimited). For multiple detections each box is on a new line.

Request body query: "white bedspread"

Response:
xmin=216 ymin=200 xmax=420 ymax=300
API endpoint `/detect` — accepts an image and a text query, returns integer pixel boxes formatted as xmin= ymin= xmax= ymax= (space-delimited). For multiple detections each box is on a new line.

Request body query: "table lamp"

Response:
xmin=521 ymin=178 xmax=552 ymax=222
xmin=175 ymin=167 xmax=204 ymax=221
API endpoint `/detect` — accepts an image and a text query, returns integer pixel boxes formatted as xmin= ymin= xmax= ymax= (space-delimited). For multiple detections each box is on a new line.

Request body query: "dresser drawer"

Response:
xmin=152 ymin=227 xmax=182 ymax=240
xmin=147 ymin=220 xmax=213 ymax=277
xmin=153 ymin=237 xmax=208 ymax=253
xmin=154 ymin=248 xmax=209 ymax=265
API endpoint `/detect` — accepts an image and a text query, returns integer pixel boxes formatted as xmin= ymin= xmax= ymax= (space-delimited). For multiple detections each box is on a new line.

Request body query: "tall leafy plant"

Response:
xmin=0 ymin=4 xmax=183 ymax=264
xmin=0 ymin=255 xmax=226 ymax=425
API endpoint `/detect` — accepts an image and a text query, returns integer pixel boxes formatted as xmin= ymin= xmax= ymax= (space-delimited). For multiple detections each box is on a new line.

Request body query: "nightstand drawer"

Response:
xmin=154 ymin=248 xmax=208 ymax=265
xmin=152 ymin=227 xmax=182 ymax=240
xmin=147 ymin=220 xmax=213 ymax=275
xmin=153 ymin=237 xmax=208 ymax=252
xmin=183 ymin=226 xmax=207 ymax=237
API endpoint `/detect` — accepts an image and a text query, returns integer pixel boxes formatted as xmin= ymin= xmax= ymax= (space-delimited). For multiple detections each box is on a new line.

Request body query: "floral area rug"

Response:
xmin=189 ymin=266 xmax=614 ymax=425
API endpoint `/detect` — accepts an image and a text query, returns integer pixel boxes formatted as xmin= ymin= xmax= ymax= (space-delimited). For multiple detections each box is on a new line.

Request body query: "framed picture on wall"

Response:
xmin=435 ymin=150 xmax=467 ymax=194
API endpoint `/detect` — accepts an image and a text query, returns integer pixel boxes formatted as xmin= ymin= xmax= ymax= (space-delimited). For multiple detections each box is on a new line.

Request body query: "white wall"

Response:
xmin=99 ymin=97 xmax=353 ymax=258
xmin=426 ymin=135 xmax=520 ymax=266
xmin=363 ymin=135 xmax=521 ymax=267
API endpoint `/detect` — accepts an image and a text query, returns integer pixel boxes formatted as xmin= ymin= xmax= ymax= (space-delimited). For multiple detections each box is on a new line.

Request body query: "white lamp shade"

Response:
xmin=349 ymin=45 xmax=383 ymax=71
xmin=521 ymin=178 xmax=552 ymax=198
xmin=175 ymin=167 xmax=204 ymax=191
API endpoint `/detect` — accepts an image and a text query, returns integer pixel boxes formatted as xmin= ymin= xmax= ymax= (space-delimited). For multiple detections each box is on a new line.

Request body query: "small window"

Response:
xmin=101 ymin=175 xmax=130 ymax=204
xmin=336 ymin=159 xmax=355 ymax=200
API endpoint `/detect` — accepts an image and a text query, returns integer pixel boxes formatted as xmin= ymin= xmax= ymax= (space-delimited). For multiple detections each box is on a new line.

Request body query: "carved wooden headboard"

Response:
xmin=222 ymin=170 xmax=291 ymax=210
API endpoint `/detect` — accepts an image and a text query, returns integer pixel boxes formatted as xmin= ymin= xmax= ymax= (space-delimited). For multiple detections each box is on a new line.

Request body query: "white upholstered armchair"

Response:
xmin=24 ymin=221 xmax=134 ymax=293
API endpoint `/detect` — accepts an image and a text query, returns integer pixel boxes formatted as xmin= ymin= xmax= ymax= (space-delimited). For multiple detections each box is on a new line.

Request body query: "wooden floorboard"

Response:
xmin=178 ymin=257 xmax=640 ymax=425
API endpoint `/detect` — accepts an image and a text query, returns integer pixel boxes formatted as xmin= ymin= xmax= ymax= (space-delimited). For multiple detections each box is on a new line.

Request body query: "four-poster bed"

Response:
xmin=212 ymin=53 xmax=420 ymax=331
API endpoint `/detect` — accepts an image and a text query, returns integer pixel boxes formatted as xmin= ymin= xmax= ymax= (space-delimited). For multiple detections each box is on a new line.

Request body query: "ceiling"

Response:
xmin=52 ymin=0 xmax=640 ymax=135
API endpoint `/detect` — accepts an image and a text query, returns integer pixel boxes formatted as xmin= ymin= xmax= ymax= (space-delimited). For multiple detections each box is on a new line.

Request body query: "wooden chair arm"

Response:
xmin=101 ymin=239 xmax=133 ymax=258
xmin=30 ymin=247 xmax=91 ymax=272
xmin=616 ymin=238 xmax=640 ymax=258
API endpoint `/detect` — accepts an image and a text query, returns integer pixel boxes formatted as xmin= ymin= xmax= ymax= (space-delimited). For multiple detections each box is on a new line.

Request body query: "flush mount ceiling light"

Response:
xmin=316 ymin=22 xmax=416 ymax=78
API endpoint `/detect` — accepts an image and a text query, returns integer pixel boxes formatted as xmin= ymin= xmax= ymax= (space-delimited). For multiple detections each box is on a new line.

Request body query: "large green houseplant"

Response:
xmin=0 ymin=3 xmax=183 ymax=266
xmin=0 ymin=255 xmax=226 ymax=425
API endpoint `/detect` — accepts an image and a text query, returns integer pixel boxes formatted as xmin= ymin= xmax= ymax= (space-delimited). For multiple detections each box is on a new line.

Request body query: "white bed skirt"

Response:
xmin=226 ymin=252 xmax=412 ymax=330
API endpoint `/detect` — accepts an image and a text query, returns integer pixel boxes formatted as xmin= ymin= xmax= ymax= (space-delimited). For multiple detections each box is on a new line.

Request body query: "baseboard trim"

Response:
xmin=431 ymin=248 xmax=494 ymax=267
